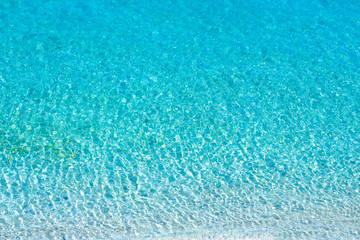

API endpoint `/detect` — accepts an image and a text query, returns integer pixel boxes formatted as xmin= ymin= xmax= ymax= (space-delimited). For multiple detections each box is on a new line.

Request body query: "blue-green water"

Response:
xmin=0 ymin=0 xmax=360 ymax=239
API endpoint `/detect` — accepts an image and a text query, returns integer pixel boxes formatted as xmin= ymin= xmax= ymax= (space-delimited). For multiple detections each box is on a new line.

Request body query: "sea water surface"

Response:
xmin=0 ymin=0 xmax=360 ymax=239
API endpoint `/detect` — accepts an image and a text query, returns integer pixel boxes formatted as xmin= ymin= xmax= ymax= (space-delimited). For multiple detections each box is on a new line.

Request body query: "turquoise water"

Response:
xmin=1 ymin=0 xmax=360 ymax=239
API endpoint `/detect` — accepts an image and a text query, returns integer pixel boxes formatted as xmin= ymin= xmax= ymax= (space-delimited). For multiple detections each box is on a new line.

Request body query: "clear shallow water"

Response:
xmin=0 ymin=0 xmax=360 ymax=239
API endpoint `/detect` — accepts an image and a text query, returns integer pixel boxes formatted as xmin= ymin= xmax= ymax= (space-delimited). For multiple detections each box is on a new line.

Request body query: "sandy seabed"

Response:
xmin=129 ymin=232 xmax=274 ymax=240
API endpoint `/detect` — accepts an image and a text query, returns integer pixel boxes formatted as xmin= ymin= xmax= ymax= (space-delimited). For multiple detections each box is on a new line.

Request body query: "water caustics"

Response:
xmin=0 ymin=0 xmax=360 ymax=239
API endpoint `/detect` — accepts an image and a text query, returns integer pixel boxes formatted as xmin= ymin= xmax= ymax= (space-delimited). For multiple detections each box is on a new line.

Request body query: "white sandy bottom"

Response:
xmin=129 ymin=232 xmax=274 ymax=240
